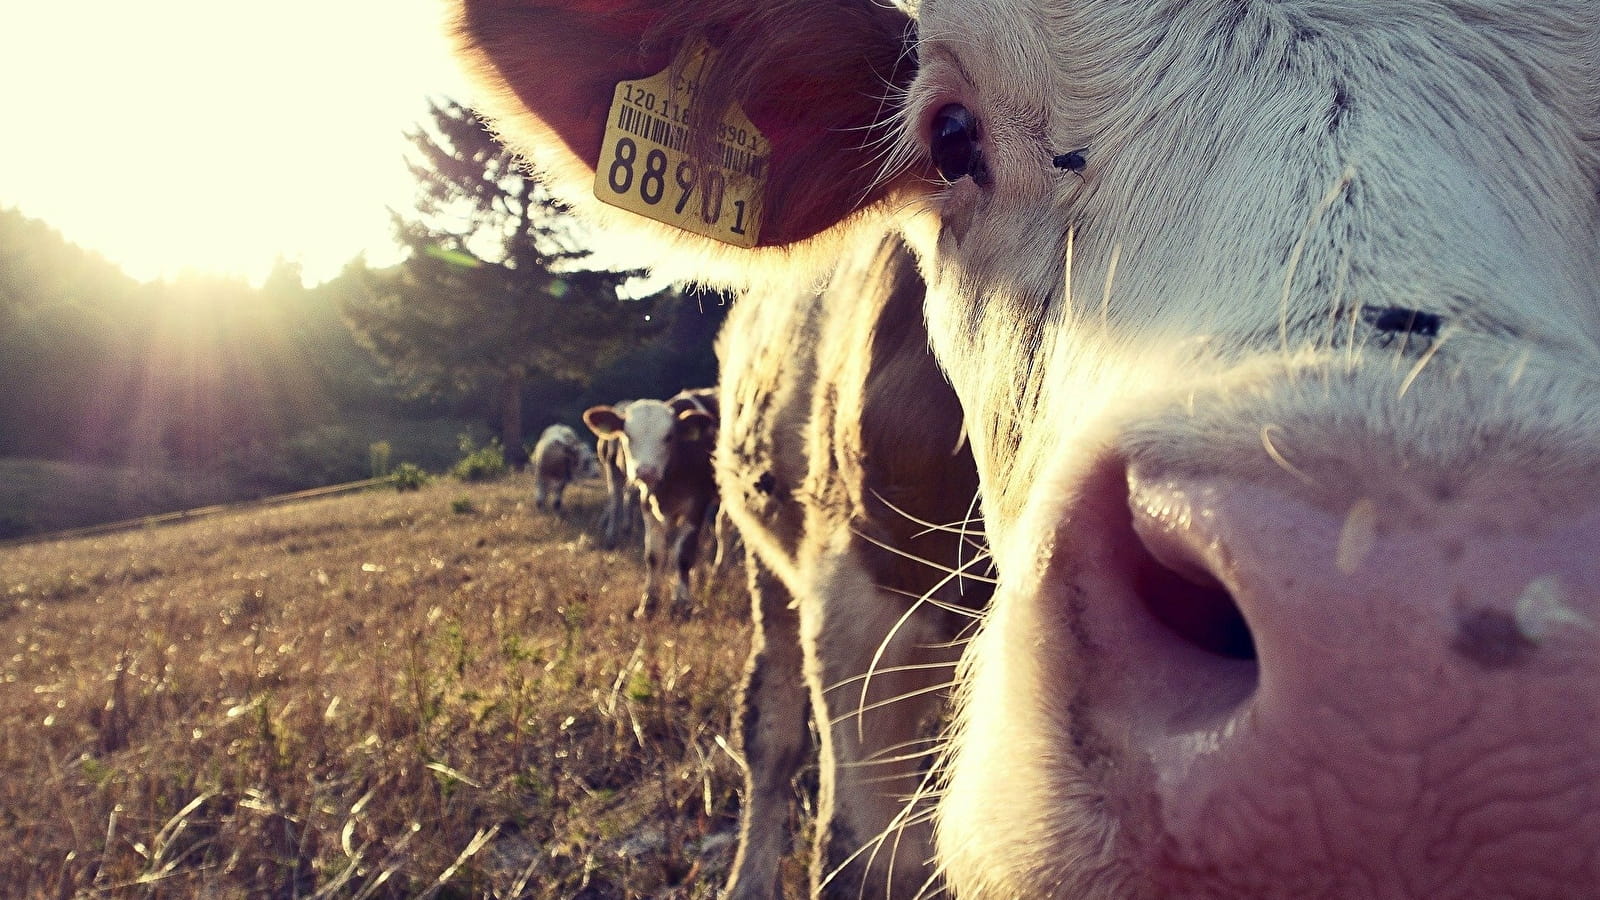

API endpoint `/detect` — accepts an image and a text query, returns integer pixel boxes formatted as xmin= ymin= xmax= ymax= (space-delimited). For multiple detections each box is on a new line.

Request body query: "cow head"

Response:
xmin=461 ymin=2 xmax=1600 ymax=895
xmin=584 ymin=399 xmax=710 ymax=491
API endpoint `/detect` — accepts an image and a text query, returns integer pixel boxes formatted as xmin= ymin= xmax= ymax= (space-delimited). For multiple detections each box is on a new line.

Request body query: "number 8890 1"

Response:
xmin=606 ymin=137 xmax=750 ymax=237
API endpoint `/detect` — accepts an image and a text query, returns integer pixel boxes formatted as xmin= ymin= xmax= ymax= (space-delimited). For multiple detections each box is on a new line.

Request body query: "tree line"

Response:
xmin=0 ymin=99 xmax=725 ymax=535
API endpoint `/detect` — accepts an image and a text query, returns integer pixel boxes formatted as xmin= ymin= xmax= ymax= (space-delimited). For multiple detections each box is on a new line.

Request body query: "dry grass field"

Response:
xmin=0 ymin=475 xmax=800 ymax=898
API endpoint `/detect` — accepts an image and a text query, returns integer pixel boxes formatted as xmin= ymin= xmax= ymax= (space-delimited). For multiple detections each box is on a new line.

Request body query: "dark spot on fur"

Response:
xmin=970 ymin=153 xmax=992 ymax=188
xmin=1327 ymin=83 xmax=1349 ymax=133
xmin=1453 ymin=608 xmax=1535 ymax=669
xmin=754 ymin=471 xmax=776 ymax=495
xmin=741 ymin=669 xmax=763 ymax=741
xmin=1361 ymin=305 xmax=1442 ymax=338
xmin=1062 ymin=585 xmax=1116 ymax=768
xmin=1277 ymin=237 xmax=1298 ymax=267
xmin=1066 ymin=690 xmax=1120 ymax=778
xmin=1216 ymin=0 xmax=1248 ymax=35
xmin=1280 ymin=26 xmax=1319 ymax=72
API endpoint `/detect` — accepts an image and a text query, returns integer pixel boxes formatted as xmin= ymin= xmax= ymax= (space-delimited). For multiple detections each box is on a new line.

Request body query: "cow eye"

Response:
xmin=929 ymin=103 xmax=988 ymax=185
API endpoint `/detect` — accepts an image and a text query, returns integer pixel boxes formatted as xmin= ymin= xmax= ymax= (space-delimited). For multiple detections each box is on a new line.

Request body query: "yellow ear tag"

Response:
xmin=595 ymin=43 xmax=767 ymax=248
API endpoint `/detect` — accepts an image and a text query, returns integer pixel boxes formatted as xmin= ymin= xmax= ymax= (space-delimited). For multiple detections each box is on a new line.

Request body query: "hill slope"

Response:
xmin=0 ymin=476 xmax=772 ymax=898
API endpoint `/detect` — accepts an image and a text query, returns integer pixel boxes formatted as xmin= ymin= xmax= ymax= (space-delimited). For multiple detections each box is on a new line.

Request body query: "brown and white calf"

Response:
xmin=584 ymin=390 xmax=719 ymax=618
xmin=456 ymin=1 xmax=1600 ymax=897
xmin=530 ymin=423 xmax=584 ymax=513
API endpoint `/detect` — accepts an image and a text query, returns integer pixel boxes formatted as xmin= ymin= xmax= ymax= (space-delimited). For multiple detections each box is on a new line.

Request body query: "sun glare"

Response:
xmin=0 ymin=0 xmax=470 ymax=287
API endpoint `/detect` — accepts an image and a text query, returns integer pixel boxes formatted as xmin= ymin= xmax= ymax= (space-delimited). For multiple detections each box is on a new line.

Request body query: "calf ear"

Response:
xmin=675 ymin=409 xmax=715 ymax=443
xmin=583 ymin=406 xmax=625 ymax=436
xmin=667 ymin=390 xmax=714 ymax=419
xmin=452 ymin=0 xmax=918 ymax=264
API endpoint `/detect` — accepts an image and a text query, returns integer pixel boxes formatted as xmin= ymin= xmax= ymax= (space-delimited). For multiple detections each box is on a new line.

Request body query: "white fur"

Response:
xmin=616 ymin=400 xmax=676 ymax=487
xmin=454 ymin=0 xmax=1600 ymax=894
xmin=909 ymin=2 xmax=1600 ymax=895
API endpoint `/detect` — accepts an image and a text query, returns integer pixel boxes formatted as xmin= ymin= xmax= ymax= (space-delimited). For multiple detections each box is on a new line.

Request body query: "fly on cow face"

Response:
xmin=1360 ymin=305 xmax=1443 ymax=340
xmin=1052 ymin=148 xmax=1088 ymax=180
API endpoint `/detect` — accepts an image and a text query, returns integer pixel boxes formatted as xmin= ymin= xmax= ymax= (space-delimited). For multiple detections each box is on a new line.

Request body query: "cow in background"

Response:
xmin=530 ymin=424 xmax=584 ymax=513
xmin=590 ymin=399 xmax=640 ymax=549
xmin=667 ymin=388 xmax=743 ymax=579
xmin=584 ymin=389 xmax=719 ymax=617
xmin=574 ymin=441 xmax=600 ymax=481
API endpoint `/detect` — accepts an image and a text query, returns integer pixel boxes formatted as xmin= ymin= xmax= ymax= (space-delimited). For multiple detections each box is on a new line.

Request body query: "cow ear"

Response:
xmin=676 ymin=409 xmax=715 ymax=443
xmin=452 ymin=0 xmax=919 ymax=274
xmin=668 ymin=392 xmax=706 ymax=418
xmin=583 ymin=406 xmax=625 ymax=436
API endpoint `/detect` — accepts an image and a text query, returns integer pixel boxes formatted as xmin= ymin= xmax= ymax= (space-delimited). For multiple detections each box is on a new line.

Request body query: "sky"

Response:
xmin=0 ymin=0 xmax=480 ymax=287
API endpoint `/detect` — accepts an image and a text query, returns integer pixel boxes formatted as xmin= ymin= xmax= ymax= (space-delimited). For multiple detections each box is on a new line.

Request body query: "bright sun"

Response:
xmin=0 ymin=0 xmax=471 ymax=286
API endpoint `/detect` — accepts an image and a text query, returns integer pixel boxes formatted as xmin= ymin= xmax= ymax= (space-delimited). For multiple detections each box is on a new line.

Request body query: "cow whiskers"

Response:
xmin=1396 ymin=328 xmax=1451 ymax=400
xmin=1278 ymin=165 xmax=1357 ymax=356
xmin=853 ymin=766 xmax=945 ymax=788
xmin=843 ymin=734 xmax=947 ymax=769
xmin=851 ymin=528 xmax=999 ymax=585
xmin=832 ymin=732 xmax=950 ymax=900
xmin=854 ymin=60 xmax=924 ymax=208
xmin=881 ymin=584 xmax=986 ymax=619
xmin=871 ymin=488 xmax=990 ymax=552
xmin=832 ymin=677 xmax=962 ymax=730
xmin=828 ymin=777 xmax=948 ymax=900
xmin=1259 ymin=423 xmax=1319 ymax=488
xmin=911 ymin=519 xmax=985 ymax=542
xmin=828 ymin=661 xmax=962 ymax=693
xmin=846 ymin=538 xmax=988 ymax=754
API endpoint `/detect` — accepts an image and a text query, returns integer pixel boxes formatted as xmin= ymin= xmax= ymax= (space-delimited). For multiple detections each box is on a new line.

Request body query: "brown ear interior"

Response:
xmin=458 ymin=3 xmax=675 ymax=174
xmin=583 ymin=406 xmax=625 ymax=436
xmin=456 ymin=0 xmax=919 ymax=249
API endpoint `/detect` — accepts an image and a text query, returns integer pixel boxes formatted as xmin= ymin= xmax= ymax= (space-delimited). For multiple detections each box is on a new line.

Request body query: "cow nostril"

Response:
xmin=1134 ymin=544 xmax=1257 ymax=662
xmin=1072 ymin=462 xmax=1260 ymax=730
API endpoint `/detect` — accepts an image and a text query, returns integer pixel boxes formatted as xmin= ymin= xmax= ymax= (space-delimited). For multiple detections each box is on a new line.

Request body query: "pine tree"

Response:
xmin=343 ymin=99 xmax=663 ymax=468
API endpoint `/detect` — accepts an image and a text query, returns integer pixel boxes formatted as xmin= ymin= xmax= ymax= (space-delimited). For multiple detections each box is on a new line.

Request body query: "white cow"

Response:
xmin=455 ymin=2 xmax=1600 ymax=898
xmin=530 ymin=423 xmax=583 ymax=513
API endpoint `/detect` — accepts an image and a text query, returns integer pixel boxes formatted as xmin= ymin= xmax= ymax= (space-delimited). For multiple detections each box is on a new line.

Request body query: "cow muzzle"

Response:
xmin=633 ymin=466 xmax=662 ymax=491
xmin=942 ymin=452 xmax=1600 ymax=896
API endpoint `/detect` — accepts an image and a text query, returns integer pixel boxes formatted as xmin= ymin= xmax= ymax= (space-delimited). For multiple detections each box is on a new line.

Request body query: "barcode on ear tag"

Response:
xmin=595 ymin=43 xmax=767 ymax=248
